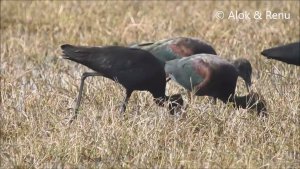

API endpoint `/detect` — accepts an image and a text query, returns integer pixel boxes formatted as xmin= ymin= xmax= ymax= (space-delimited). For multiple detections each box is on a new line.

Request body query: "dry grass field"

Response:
xmin=1 ymin=1 xmax=299 ymax=168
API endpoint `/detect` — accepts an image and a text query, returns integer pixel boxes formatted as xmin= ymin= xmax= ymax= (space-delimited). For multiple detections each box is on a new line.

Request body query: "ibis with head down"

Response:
xmin=165 ymin=53 xmax=267 ymax=116
xmin=61 ymin=44 xmax=184 ymax=122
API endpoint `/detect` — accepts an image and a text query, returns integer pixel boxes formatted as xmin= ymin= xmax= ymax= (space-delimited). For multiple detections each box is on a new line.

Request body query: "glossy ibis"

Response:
xmin=165 ymin=54 xmax=266 ymax=116
xmin=131 ymin=37 xmax=252 ymax=91
xmin=261 ymin=41 xmax=300 ymax=66
xmin=61 ymin=44 xmax=184 ymax=122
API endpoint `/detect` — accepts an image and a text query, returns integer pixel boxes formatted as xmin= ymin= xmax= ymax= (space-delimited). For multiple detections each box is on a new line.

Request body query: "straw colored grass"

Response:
xmin=1 ymin=1 xmax=299 ymax=168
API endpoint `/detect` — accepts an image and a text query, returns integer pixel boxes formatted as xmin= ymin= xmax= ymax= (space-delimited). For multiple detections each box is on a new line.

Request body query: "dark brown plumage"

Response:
xmin=61 ymin=44 xmax=184 ymax=122
xmin=165 ymin=54 xmax=267 ymax=116
xmin=261 ymin=41 xmax=300 ymax=66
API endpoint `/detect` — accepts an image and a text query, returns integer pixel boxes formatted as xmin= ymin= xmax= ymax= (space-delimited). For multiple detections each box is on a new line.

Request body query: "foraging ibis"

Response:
xmin=165 ymin=54 xmax=266 ymax=115
xmin=261 ymin=41 xmax=300 ymax=66
xmin=131 ymin=37 xmax=252 ymax=91
xmin=61 ymin=44 xmax=184 ymax=122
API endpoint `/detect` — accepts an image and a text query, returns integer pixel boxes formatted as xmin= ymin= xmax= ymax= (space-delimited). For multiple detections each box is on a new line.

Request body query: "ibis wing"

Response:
xmin=165 ymin=58 xmax=205 ymax=91
xmin=130 ymin=37 xmax=217 ymax=64
xmin=61 ymin=45 xmax=163 ymax=85
xmin=129 ymin=38 xmax=174 ymax=50
xmin=61 ymin=44 xmax=98 ymax=59
xmin=130 ymin=38 xmax=187 ymax=63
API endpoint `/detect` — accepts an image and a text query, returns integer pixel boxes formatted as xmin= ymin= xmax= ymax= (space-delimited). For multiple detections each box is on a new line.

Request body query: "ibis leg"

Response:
xmin=69 ymin=72 xmax=103 ymax=123
xmin=119 ymin=90 xmax=132 ymax=114
xmin=245 ymin=82 xmax=250 ymax=92
xmin=187 ymin=91 xmax=193 ymax=103
xmin=212 ymin=97 xmax=217 ymax=104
